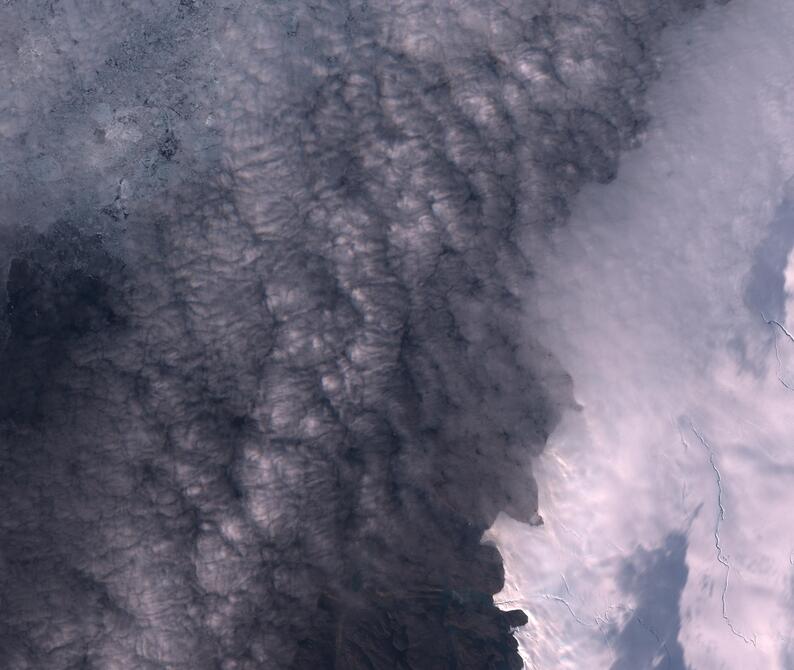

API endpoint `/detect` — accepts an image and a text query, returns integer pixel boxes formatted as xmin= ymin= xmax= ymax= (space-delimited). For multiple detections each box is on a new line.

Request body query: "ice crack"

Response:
xmin=690 ymin=423 xmax=757 ymax=647
xmin=762 ymin=313 xmax=794 ymax=392
xmin=762 ymin=313 xmax=794 ymax=344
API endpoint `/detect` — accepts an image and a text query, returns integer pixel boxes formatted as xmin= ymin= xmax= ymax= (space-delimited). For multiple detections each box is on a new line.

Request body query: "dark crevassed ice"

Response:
xmin=0 ymin=0 xmax=721 ymax=668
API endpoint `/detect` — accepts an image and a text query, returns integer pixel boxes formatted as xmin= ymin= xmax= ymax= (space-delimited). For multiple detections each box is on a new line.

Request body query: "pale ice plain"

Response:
xmin=488 ymin=1 xmax=794 ymax=668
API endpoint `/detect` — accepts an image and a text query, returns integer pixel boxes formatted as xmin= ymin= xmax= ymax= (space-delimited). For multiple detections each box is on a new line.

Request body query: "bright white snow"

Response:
xmin=489 ymin=2 xmax=794 ymax=668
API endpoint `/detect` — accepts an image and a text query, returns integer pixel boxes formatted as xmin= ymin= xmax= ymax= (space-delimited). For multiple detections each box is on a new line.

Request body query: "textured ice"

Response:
xmin=0 ymin=0 xmax=735 ymax=668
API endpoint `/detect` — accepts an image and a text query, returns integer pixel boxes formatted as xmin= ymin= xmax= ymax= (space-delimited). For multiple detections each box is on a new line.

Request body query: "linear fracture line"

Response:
xmin=560 ymin=573 xmax=574 ymax=596
xmin=677 ymin=426 xmax=690 ymax=452
xmin=690 ymin=423 xmax=757 ymax=646
xmin=762 ymin=313 xmax=794 ymax=392
xmin=505 ymin=585 xmax=676 ymax=667
xmin=773 ymin=337 xmax=794 ymax=391
xmin=543 ymin=594 xmax=592 ymax=628
xmin=634 ymin=615 xmax=673 ymax=670
xmin=594 ymin=602 xmax=674 ymax=669
xmin=762 ymin=312 xmax=794 ymax=344
xmin=548 ymin=579 xmax=673 ymax=667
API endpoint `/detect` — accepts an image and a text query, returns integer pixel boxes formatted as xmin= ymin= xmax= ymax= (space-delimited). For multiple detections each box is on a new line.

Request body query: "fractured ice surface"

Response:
xmin=489 ymin=1 xmax=794 ymax=667
xmin=0 ymin=0 xmax=721 ymax=668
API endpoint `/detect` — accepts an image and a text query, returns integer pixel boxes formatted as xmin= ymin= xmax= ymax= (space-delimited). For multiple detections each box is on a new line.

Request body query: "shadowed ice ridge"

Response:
xmin=0 ymin=0 xmax=718 ymax=667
